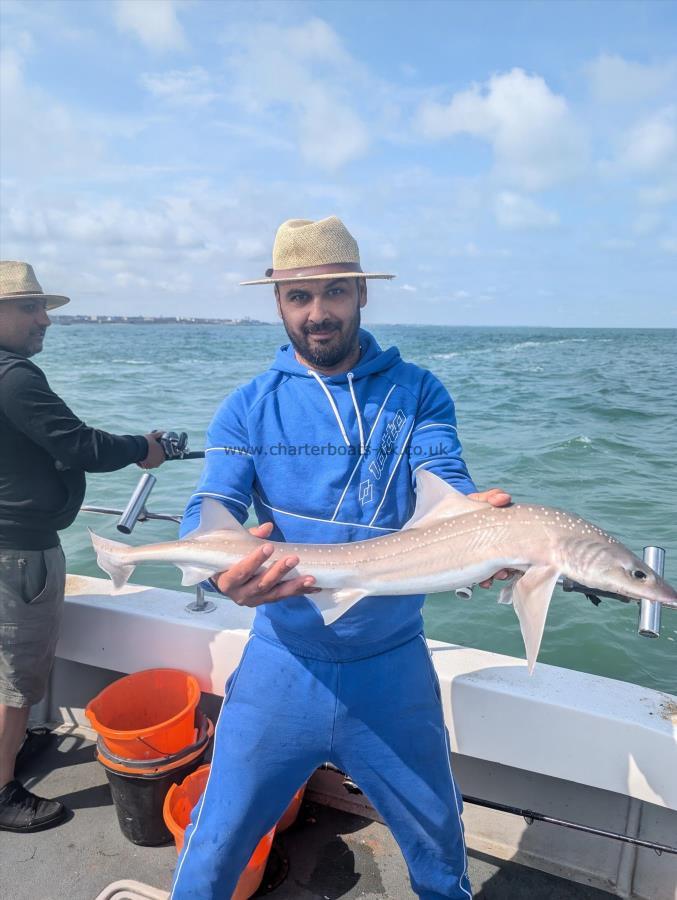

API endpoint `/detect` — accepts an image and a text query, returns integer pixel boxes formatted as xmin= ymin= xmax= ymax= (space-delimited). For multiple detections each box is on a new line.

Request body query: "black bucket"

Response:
xmin=98 ymin=711 xmax=213 ymax=846
xmin=104 ymin=756 xmax=206 ymax=845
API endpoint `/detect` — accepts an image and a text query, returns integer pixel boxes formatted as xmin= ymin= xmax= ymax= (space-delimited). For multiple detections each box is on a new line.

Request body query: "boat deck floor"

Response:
xmin=0 ymin=728 xmax=617 ymax=900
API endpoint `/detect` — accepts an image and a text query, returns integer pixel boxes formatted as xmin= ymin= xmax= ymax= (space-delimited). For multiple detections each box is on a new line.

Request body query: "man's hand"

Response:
xmin=213 ymin=522 xmax=318 ymax=607
xmin=138 ymin=431 xmax=166 ymax=469
xmin=468 ymin=487 xmax=514 ymax=588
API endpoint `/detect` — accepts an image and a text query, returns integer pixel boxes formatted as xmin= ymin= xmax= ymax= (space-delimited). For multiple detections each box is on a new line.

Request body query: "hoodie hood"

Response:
xmin=271 ymin=329 xmax=401 ymax=382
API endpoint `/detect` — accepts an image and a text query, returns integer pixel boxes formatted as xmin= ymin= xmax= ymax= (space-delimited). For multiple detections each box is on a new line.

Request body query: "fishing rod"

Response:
xmin=463 ymin=794 xmax=677 ymax=856
xmin=330 ymin=767 xmax=677 ymax=856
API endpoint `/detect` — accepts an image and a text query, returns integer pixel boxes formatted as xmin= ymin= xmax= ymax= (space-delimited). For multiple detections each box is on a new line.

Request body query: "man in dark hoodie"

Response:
xmin=171 ymin=218 xmax=511 ymax=900
xmin=0 ymin=261 xmax=166 ymax=833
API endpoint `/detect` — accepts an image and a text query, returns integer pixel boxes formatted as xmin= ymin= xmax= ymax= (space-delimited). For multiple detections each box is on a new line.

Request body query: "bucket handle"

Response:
xmin=97 ymin=713 xmax=210 ymax=769
xmin=134 ymin=734 xmax=169 ymax=756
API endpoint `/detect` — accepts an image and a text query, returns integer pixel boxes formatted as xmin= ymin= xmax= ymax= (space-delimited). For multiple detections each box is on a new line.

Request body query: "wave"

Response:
xmin=505 ymin=337 xmax=601 ymax=351
xmin=429 ymin=337 xmax=613 ymax=360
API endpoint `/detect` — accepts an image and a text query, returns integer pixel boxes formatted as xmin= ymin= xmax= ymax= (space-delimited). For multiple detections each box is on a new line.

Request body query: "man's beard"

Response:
xmin=283 ymin=308 xmax=361 ymax=369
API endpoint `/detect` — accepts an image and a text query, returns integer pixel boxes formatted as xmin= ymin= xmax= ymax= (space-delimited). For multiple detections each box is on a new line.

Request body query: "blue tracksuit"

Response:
xmin=171 ymin=330 xmax=476 ymax=898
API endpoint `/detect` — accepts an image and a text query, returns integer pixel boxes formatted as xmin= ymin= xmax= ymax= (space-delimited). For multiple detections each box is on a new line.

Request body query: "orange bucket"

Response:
xmin=96 ymin=713 xmax=214 ymax=776
xmin=163 ymin=765 xmax=275 ymax=900
xmin=85 ymin=668 xmax=201 ymax=759
xmin=277 ymin=783 xmax=307 ymax=832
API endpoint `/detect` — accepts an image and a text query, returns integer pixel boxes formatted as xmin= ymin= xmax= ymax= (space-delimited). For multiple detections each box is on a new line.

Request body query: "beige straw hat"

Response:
xmin=241 ymin=216 xmax=395 ymax=285
xmin=0 ymin=261 xmax=70 ymax=310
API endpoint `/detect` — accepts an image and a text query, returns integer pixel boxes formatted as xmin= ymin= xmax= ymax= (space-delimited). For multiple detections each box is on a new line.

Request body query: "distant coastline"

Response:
xmin=50 ymin=314 xmax=268 ymax=326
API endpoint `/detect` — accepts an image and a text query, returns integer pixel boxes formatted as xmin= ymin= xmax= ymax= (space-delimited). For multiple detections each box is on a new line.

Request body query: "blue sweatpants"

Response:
xmin=170 ymin=634 xmax=472 ymax=899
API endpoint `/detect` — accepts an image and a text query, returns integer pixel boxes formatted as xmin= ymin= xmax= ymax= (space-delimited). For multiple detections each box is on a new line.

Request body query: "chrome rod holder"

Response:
xmin=638 ymin=546 xmax=664 ymax=638
xmin=116 ymin=473 xmax=157 ymax=534
xmin=185 ymin=583 xmax=216 ymax=614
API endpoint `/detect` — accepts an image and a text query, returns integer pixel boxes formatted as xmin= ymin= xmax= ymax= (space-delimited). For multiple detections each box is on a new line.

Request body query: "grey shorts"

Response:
xmin=0 ymin=546 xmax=66 ymax=707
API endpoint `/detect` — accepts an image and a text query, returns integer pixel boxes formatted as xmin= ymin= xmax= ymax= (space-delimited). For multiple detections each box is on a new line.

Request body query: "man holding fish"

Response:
xmin=87 ymin=219 xmax=675 ymax=897
xmin=170 ymin=216 xmax=513 ymax=899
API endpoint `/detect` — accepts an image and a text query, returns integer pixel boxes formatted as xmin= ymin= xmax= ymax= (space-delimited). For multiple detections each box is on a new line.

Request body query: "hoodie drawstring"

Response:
xmin=307 ymin=369 xmax=366 ymax=456
xmin=347 ymin=372 xmax=366 ymax=456
xmin=308 ymin=370 xmax=350 ymax=447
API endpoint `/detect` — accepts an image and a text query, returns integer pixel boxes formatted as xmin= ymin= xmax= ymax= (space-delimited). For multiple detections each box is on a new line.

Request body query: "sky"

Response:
xmin=0 ymin=0 xmax=676 ymax=326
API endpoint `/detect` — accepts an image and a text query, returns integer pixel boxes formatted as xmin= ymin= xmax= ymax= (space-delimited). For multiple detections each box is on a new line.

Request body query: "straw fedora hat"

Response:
xmin=0 ymin=261 xmax=70 ymax=310
xmin=241 ymin=216 xmax=395 ymax=285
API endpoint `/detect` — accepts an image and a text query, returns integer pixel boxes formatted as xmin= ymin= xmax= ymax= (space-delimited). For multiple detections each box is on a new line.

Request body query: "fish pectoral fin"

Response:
xmin=497 ymin=574 xmax=520 ymax=605
xmin=178 ymin=564 xmax=218 ymax=587
xmin=511 ymin=565 xmax=560 ymax=675
xmin=184 ymin=497 xmax=248 ymax=540
xmin=309 ymin=588 xmax=368 ymax=626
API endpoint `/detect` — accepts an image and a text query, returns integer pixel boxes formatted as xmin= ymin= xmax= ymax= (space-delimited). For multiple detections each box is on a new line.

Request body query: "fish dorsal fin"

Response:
xmin=185 ymin=497 xmax=247 ymax=540
xmin=403 ymin=469 xmax=488 ymax=530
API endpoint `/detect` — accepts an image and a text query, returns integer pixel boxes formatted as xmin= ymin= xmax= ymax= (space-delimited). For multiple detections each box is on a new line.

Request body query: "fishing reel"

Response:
xmin=158 ymin=431 xmax=204 ymax=460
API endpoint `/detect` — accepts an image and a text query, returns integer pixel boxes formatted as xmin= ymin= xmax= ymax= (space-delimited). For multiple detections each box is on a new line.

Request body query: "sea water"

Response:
xmin=41 ymin=323 xmax=677 ymax=695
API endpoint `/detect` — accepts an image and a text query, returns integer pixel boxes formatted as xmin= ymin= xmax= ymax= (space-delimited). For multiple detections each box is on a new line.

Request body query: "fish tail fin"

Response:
xmin=89 ymin=529 xmax=135 ymax=592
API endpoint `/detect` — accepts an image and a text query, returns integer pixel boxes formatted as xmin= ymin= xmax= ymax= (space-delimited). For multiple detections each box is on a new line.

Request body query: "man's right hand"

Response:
xmin=139 ymin=431 xmax=166 ymax=469
xmin=212 ymin=522 xmax=318 ymax=607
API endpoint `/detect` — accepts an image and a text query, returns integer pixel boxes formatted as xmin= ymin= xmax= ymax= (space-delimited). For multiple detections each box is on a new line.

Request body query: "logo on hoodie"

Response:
xmin=368 ymin=409 xmax=407 ymax=481
xmin=357 ymin=409 xmax=408 ymax=505
xmin=358 ymin=480 xmax=373 ymax=505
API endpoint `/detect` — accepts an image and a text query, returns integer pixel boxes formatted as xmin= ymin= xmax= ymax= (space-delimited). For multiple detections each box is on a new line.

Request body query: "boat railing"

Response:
xmin=80 ymin=432 xmax=215 ymax=613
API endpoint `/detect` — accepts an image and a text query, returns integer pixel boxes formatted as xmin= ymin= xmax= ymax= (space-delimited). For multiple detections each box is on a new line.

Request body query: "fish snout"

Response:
xmin=654 ymin=575 xmax=677 ymax=609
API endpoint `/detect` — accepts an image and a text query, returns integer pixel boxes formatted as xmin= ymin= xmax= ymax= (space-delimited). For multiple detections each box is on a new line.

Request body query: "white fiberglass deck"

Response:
xmin=59 ymin=575 xmax=677 ymax=812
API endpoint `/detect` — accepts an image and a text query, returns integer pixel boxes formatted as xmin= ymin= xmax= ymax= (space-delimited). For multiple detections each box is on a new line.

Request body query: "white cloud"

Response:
xmin=633 ymin=210 xmax=664 ymax=236
xmin=637 ymin=183 xmax=677 ymax=206
xmin=616 ymin=106 xmax=677 ymax=174
xmin=0 ymin=45 xmax=104 ymax=175
xmin=586 ymin=54 xmax=677 ymax=105
xmin=4 ymin=195 xmax=210 ymax=253
xmin=222 ymin=18 xmax=371 ymax=171
xmin=140 ymin=67 xmax=216 ymax=106
xmin=234 ymin=237 xmax=267 ymax=260
xmin=416 ymin=68 xmax=587 ymax=190
xmin=378 ymin=242 xmax=399 ymax=260
xmin=659 ymin=237 xmax=677 ymax=254
xmin=114 ymin=0 xmax=186 ymax=52
xmin=449 ymin=242 xmax=480 ymax=257
xmin=495 ymin=191 xmax=560 ymax=230
xmin=401 ymin=284 xmax=417 ymax=292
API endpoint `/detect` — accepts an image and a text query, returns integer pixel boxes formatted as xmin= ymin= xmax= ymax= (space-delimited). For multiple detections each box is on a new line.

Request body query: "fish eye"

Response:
xmin=631 ymin=569 xmax=647 ymax=581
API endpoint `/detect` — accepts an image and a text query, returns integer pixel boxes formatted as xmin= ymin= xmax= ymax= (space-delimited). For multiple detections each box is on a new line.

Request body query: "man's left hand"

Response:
xmin=467 ymin=487 xmax=514 ymax=588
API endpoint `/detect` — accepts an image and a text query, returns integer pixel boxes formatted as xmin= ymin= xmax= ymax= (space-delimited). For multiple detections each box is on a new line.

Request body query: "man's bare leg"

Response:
xmin=0 ymin=703 xmax=30 ymax=788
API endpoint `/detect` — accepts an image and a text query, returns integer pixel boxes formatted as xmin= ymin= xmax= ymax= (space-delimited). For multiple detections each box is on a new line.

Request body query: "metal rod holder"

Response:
xmin=185 ymin=583 xmax=216 ymax=614
xmin=116 ymin=473 xmax=157 ymax=534
xmin=638 ymin=546 xmax=664 ymax=638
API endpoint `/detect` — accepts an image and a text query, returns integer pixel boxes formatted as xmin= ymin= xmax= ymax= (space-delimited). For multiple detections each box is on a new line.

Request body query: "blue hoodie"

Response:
xmin=182 ymin=329 xmax=476 ymax=660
